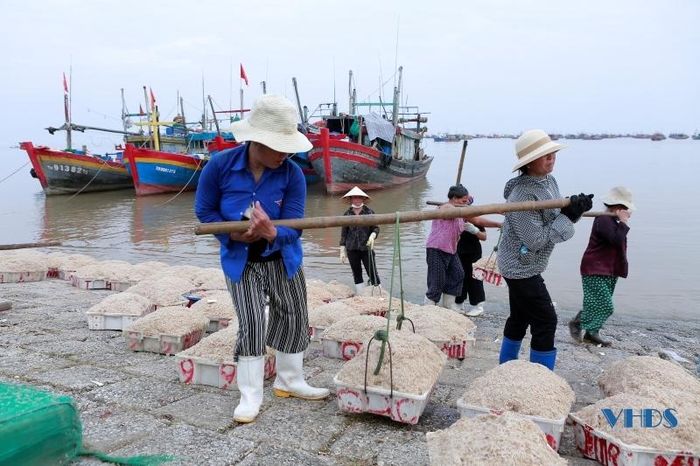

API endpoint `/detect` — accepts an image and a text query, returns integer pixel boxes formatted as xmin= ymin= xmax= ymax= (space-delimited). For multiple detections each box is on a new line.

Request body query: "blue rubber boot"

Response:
xmin=498 ymin=337 xmax=522 ymax=364
xmin=530 ymin=348 xmax=557 ymax=371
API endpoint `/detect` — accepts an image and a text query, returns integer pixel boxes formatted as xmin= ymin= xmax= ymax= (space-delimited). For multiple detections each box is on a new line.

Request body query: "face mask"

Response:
xmin=352 ymin=203 xmax=364 ymax=209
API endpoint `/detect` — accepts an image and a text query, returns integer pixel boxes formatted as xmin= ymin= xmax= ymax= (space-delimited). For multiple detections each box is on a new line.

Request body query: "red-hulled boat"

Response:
xmin=307 ymin=67 xmax=432 ymax=194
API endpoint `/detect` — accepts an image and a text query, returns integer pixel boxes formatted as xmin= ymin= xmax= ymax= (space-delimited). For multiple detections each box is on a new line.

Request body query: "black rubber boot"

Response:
xmin=583 ymin=331 xmax=612 ymax=347
xmin=568 ymin=311 xmax=582 ymax=341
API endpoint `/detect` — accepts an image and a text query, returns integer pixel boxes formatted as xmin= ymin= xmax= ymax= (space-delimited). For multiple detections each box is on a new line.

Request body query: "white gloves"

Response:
xmin=366 ymin=232 xmax=377 ymax=250
xmin=464 ymin=222 xmax=480 ymax=235
xmin=339 ymin=246 xmax=347 ymax=263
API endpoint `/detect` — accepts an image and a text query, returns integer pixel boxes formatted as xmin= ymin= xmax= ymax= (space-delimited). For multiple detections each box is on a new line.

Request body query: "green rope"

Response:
xmin=372 ymin=212 xmax=404 ymax=374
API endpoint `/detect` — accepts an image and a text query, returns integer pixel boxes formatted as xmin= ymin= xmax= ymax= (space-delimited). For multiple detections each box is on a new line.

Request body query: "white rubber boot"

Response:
xmin=424 ymin=295 xmax=439 ymax=306
xmin=273 ymin=352 xmax=330 ymax=400
xmin=233 ymin=356 xmax=265 ymax=423
xmin=465 ymin=302 xmax=485 ymax=317
xmin=354 ymin=282 xmax=366 ymax=295
xmin=441 ymin=294 xmax=462 ymax=312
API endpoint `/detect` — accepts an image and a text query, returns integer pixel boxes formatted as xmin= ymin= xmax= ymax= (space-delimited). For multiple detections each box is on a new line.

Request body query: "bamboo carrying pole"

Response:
xmin=0 ymin=241 xmax=62 ymax=251
xmin=424 ymin=199 xmax=609 ymax=218
xmin=194 ymin=198 xmax=607 ymax=235
xmin=455 ymin=140 xmax=468 ymax=185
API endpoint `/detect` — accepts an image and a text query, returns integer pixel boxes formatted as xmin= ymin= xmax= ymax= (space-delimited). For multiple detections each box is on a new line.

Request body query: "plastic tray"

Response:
xmin=322 ymin=338 xmax=364 ymax=360
xmin=568 ymin=413 xmax=699 ymax=466
xmin=0 ymin=271 xmax=46 ymax=284
xmin=71 ymin=275 xmax=109 ymax=290
xmin=126 ymin=327 xmax=205 ymax=355
xmin=107 ymin=280 xmax=138 ymax=292
xmin=434 ymin=337 xmax=476 ymax=360
xmin=174 ymin=353 xmax=276 ymax=390
xmin=86 ymin=306 xmax=156 ymax=331
xmin=207 ymin=318 xmax=232 ymax=333
xmin=308 ymin=326 xmax=324 ymax=342
xmin=46 ymin=267 xmax=60 ymax=279
xmin=334 ymin=374 xmax=435 ymax=425
xmin=457 ymin=398 xmax=565 ymax=451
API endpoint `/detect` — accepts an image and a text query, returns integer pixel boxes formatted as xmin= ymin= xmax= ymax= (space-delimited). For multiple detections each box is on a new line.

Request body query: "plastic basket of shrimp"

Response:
xmin=472 ymin=256 xmax=505 ymax=287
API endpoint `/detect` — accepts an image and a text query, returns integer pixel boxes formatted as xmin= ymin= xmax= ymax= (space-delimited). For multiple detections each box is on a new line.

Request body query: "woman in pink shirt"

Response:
xmin=425 ymin=185 xmax=484 ymax=310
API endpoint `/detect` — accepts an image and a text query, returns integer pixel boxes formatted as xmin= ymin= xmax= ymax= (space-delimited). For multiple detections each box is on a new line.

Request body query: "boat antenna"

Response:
xmin=207 ymin=95 xmax=221 ymax=136
xmin=143 ymin=86 xmax=152 ymax=143
xmin=333 ymin=56 xmax=336 ymax=110
xmin=179 ymin=96 xmax=188 ymax=135
xmin=120 ymin=88 xmax=128 ymax=140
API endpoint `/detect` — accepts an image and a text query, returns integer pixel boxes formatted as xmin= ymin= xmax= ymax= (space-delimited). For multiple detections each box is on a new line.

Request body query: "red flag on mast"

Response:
xmin=139 ymin=104 xmax=144 ymax=115
xmin=240 ymin=63 xmax=249 ymax=86
xmin=149 ymin=88 xmax=156 ymax=108
xmin=62 ymin=72 xmax=68 ymax=94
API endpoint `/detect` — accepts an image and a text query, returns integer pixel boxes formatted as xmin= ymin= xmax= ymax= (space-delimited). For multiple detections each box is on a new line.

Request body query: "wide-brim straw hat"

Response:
xmin=230 ymin=95 xmax=312 ymax=153
xmin=512 ymin=129 xmax=565 ymax=172
xmin=342 ymin=186 xmax=371 ymax=200
xmin=603 ymin=186 xmax=635 ymax=210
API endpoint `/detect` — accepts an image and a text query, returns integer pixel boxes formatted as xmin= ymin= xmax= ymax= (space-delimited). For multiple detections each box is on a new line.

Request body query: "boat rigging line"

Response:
xmin=0 ymin=161 xmax=30 ymax=185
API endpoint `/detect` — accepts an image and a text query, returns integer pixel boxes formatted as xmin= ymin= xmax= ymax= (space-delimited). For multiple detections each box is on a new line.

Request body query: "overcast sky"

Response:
xmin=2 ymin=0 xmax=698 ymax=151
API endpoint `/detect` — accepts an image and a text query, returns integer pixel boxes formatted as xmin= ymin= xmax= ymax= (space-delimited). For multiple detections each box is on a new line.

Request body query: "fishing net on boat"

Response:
xmin=0 ymin=382 xmax=173 ymax=465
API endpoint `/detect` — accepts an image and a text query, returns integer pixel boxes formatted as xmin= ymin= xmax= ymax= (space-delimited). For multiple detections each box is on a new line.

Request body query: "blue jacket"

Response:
xmin=194 ymin=143 xmax=306 ymax=282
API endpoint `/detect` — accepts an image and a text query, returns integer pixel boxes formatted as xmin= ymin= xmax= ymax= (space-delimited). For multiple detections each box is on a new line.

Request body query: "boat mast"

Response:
xmin=261 ymin=80 xmax=267 ymax=94
xmin=292 ymin=77 xmax=305 ymax=125
xmin=348 ymin=70 xmax=355 ymax=115
xmin=207 ymin=95 xmax=221 ymax=136
xmin=63 ymin=72 xmax=72 ymax=150
xmin=179 ymin=96 xmax=188 ymax=135
xmin=120 ymin=88 xmax=128 ymax=137
xmin=142 ymin=86 xmax=152 ymax=145
xmin=201 ymin=75 xmax=208 ymax=131
xmin=392 ymin=66 xmax=402 ymax=127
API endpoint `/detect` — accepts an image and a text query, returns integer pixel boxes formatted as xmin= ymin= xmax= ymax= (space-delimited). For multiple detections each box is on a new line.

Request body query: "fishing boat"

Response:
xmin=19 ymin=142 xmax=132 ymax=195
xmin=651 ymin=133 xmax=666 ymax=141
xmin=123 ymin=93 xmax=239 ymax=196
xmin=19 ymin=75 xmax=134 ymax=195
xmin=307 ymin=67 xmax=433 ymax=194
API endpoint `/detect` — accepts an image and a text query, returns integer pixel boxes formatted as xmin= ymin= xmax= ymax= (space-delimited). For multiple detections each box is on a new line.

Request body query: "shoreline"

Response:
xmin=1 ymin=279 xmax=698 ymax=465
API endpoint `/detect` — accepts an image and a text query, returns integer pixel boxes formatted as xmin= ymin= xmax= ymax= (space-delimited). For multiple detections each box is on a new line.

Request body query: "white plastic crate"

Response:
xmin=334 ymin=374 xmax=435 ymax=425
xmin=0 ymin=270 xmax=46 ymax=284
xmin=107 ymin=280 xmax=138 ymax=292
xmin=175 ymin=353 xmax=276 ymax=390
xmin=207 ymin=318 xmax=232 ymax=333
xmin=568 ymin=413 xmax=700 ymax=466
xmin=456 ymin=398 xmax=565 ymax=451
xmin=322 ymin=338 xmax=364 ymax=360
xmin=126 ymin=328 xmax=205 ymax=355
xmin=87 ymin=306 xmax=156 ymax=331
xmin=434 ymin=337 xmax=476 ymax=360
xmin=58 ymin=268 xmax=76 ymax=281
xmin=308 ymin=326 xmax=324 ymax=342
xmin=71 ymin=275 xmax=109 ymax=290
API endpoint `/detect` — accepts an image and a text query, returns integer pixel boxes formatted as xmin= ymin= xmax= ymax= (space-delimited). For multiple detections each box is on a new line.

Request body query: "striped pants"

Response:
xmin=225 ymin=260 xmax=309 ymax=360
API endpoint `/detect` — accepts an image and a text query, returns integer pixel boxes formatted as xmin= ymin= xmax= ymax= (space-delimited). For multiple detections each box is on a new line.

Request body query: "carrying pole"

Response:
xmin=195 ymin=198 xmax=608 ymax=235
xmin=455 ymin=140 xmax=468 ymax=185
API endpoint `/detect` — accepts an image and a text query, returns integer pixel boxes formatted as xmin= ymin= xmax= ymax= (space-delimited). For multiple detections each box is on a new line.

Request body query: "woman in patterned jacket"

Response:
xmin=497 ymin=129 xmax=593 ymax=370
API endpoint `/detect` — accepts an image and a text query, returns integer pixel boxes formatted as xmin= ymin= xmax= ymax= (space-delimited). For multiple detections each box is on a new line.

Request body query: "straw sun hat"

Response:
xmin=512 ymin=129 xmax=565 ymax=172
xmin=342 ymin=186 xmax=371 ymax=200
xmin=603 ymin=186 xmax=635 ymax=210
xmin=230 ymin=95 xmax=312 ymax=153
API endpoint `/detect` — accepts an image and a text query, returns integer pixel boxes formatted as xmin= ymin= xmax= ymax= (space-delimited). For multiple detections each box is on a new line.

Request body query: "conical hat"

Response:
xmin=342 ymin=186 xmax=370 ymax=199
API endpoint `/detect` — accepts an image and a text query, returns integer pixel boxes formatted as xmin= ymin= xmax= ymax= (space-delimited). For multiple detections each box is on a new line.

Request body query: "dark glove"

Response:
xmin=560 ymin=193 xmax=594 ymax=222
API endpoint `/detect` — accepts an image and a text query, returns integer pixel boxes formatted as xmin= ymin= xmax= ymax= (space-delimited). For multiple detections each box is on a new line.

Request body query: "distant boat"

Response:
xmin=20 ymin=142 xmax=132 ymax=195
xmin=308 ymin=67 xmax=433 ymax=194
xmin=651 ymin=133 xmax=666 ymax=141
xmin=692 ymin=132 xmax=700 ymax=140
xmin=19 ymin=75 xmax=134 ymax=195
xmin=668 ymin=133 xmax=689 ymax=140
